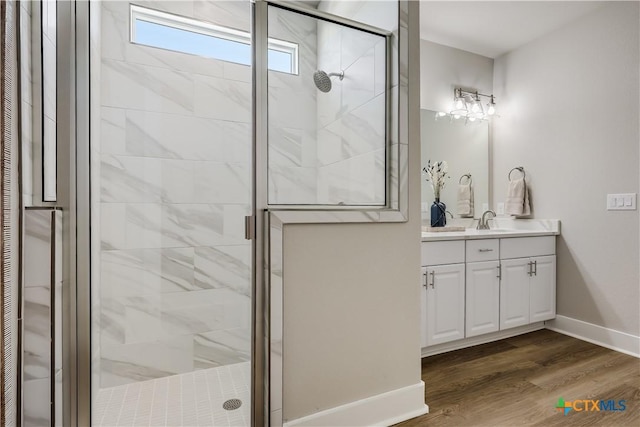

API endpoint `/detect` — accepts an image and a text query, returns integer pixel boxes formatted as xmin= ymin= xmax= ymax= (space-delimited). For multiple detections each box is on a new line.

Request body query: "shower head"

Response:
xmin=313 ymin=70 xmax=344 ymax=93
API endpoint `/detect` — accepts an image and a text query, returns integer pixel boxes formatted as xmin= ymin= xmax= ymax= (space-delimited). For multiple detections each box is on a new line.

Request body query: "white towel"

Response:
xmin=505 ymin=178 xmax=531 ymax=216
xmin=457 ymin=183 xmax=474 ymax=217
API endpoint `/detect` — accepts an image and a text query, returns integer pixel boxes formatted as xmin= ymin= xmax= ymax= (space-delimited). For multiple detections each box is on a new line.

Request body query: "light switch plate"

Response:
xmin=607 ymin=193 xmax=636 ymax=210
xmin=496 ymin=202 xmax=505 ymax=215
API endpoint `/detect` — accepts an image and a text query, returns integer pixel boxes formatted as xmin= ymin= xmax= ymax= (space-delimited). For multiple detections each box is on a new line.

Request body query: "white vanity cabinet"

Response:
xmin=465 ymin=240 xmax=501 ymax=337
xmin=421 ymin=231 xmax=558 ymax=353
xmin=421 ymin=242 xmax=465 ymax=347
xmin=500 ymin=237 xmax=556 ymax=330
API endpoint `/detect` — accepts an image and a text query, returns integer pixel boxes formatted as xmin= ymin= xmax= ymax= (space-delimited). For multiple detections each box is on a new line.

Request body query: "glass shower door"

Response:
xmin=89 ymin=1 xmax=254 ymax=425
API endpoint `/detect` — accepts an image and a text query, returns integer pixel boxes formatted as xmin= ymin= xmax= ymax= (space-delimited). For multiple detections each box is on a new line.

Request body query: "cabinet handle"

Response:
xmin=478 ymin=248 xmax=493 ymax=252
xmin=533 ymin=260 xmax=537 ymax=276
xmin=430 ymin=271 xmax=435 ymax=288
xmin=497 ymin=264 xmax=502 ymax=280
xmin=527 ymin=261 xmax=532 ymax=276
xmin=422 ymin=271 xmax=428 ymax=288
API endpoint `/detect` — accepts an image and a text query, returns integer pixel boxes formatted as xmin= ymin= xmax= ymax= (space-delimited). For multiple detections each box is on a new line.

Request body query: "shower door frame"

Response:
xmin=254 ymin=1 xmax=409 ymax=425
xmin=69 ymin=1 xmax=268 ymax=425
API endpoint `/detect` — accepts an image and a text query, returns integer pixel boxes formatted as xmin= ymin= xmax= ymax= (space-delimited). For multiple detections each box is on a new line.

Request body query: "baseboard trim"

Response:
xmin=421 ymin=323 xmax=545 ymax=357
xmin=545 ymin=315 xmax=640 ymax=358
xmin=282 ymin=381 xmax=428 ymax=427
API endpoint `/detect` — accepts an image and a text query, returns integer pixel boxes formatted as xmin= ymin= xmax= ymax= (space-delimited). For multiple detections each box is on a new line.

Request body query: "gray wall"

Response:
xmin=492 ymin=2 xmax=640 ymax=336
xmin=419 ymin=39 xmax=493 ymax=113
xmin=282 ymin=0 xmax=422 ymax=421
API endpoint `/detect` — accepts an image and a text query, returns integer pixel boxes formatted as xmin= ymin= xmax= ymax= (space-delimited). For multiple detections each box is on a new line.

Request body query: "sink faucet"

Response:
xmin=477 ymin=210 xmax=496 ymax=230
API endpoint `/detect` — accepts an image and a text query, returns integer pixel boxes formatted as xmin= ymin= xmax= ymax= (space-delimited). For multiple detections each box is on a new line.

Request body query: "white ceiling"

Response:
xmin=420 ymin=1 xmax=605 ymax=58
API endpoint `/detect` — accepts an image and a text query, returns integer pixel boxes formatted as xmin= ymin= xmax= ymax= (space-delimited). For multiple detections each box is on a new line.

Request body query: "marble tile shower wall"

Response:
xmin=267 ymin=6 xmax=318 ymax=205
xmin=23 ymin=209 xmax=63 ymax=426
xmin=315 ymin=9 xmax=387 ymax=205
xmin=97 ymin=1 xmax=256 ymax=388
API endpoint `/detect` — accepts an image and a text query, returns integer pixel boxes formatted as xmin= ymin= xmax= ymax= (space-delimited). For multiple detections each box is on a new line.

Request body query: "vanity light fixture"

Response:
xmin=486 ymin=94 xmax=496 ymax=116
xmin=445 ymin=88 xmax=497 ymax=123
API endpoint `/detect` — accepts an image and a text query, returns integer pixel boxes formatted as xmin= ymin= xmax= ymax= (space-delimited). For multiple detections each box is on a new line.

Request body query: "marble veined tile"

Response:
xmin=317 ymin=149 xmax=385 ymax=206
xmin=338 ymin=93 xmax=386 ymax=155
xmin=342 ymin=48 xmax=376 ymax=115
xmin=125 ymin=204 xmax=163 ymax=249
xmin=100 ymin=107 xmax=126 ymax=155
xmin=125 ymin=110 xmax=251 ymax=161
xmin=100 ymin=203 xmax=127 ymax=250
xmin=160 ymin=204 xmax=228 ymax=248
xmin=101 ymin=248 xmax=195 ymax=298
xmin=269 ymin=127 xmax=303 ymax=168
xmin=160 ymin=159 xmax=196 ymax=204
xmin=161 ymin=288 xmax=246 ymax=310
xmin=100 ymin=154 xmax=163 ymax=203
xmin=317 ymin=21 xmax=342 ymax=82
xmin=193 ymin=162 xmax=251 ymax=204
xmin=193 ymin=0 xmax=251 ymax=33
xmin=340 ymin=24 xmax=383 ymax=71
xmin=101 ymin=58 xmax=194 ymax=115
xmin=268 ymin=166 xmax=318 ymax=205
xmin=374 ymin=39 xmax=387 ymax=97
xmin=194 ymin=245 xmax=250 ymax=295
xmin=193 ymin=74 xmax=251 ymax=122
xmin=268 ymin=83 xmax=317 ymax=131
xmin=159 ymin=290 xmax=249 ymax=338
xmin=24 ymin=210 xmax=52 ymax=287
xmin=193 ymin=328 xmax=250 ymax=369
xmin=23 ymin=287 xmax=51 ymax=381
xmin=161 ymin=303 xmax=226 ymax=337
xmin=318 ymin=93 xmax=386 ymax=167
xmin=316 ymin=75 xmax=343 ymax=129
xmin=100 ymin=335 xmax=194 ymax=388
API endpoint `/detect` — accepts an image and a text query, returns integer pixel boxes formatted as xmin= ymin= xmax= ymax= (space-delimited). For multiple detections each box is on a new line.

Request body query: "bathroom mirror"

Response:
xmin=421 ymin=109 xmax=489 ymax=219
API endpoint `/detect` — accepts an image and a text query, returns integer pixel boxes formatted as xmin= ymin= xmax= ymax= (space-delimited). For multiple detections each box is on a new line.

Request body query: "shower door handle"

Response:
xmin=244 ymin=215 xmax=254 ymax=240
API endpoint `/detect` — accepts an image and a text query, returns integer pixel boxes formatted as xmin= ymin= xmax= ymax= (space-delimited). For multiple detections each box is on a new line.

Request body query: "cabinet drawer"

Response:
xmin=466 ymin=239 xmax=499 ymax=262
xmin=421 ymin=241 xmax=465 ymax=266
xmin=500 ymin=236 xmax=555 ymax=259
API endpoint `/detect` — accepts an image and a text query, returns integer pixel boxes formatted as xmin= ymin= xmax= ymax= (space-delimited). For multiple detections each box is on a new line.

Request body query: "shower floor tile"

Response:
xmin=93 ymin=362 xmax=250 ymax=427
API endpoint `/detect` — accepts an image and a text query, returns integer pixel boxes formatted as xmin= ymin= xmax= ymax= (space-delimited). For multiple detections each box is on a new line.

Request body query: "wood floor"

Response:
xmin=395 ymin=330 xmax=640 ymax=426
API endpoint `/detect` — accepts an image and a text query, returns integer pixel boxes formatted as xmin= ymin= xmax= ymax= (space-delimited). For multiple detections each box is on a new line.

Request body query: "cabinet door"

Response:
xmin=466 ymin=261 xmax=500 ymax=337
xmin=425 ymin=263 xmax=465 ymax=346
xmin=530 ymin=255 xmax=556 ymax=322
xmin=500 ymin=258 xmax=530 ymax=330
xmin=420 ymin=267 xmax=428 ymax=348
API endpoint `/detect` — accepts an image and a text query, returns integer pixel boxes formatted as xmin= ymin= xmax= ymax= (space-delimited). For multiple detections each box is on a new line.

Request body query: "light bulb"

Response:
xmin=487 ymin=103 xmax=496 ymax=115
xmin=437 ymin=111 xmax=447 ymax=117
xmin=453 ymin=114 xmax=461 ymax=120
xmin=455 ymin=98 xmax=464 ymax=109
xmin=471 ymin=102 xmax=480 ymax=113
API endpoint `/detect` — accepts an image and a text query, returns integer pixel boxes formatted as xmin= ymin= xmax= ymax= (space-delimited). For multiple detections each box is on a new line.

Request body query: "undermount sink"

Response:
xmin=469 ymin=228 xmax=513 ymax=233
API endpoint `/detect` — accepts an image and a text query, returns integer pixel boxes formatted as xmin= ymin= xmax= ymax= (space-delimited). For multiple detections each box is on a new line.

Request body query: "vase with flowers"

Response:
xmin=423 ymin=160 xmax=450 ymax=227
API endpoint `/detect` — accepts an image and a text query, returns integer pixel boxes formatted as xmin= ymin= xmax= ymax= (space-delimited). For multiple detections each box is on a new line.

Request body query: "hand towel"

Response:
xmin=457 ymin=182 xmax=474 ymax=217
xmin=505 ymin=178 xmax=531 ymax=216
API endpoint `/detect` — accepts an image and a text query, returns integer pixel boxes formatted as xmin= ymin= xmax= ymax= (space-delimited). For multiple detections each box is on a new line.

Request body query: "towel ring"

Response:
xmin=459 ymin=173 xmax=472 ymax=185
xmin=508 ymin=167 xmax=526 ymax=181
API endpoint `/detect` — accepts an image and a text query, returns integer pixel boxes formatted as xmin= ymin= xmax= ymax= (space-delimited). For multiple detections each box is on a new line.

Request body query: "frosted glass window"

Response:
xmin=131 ymin=5 xmax=298 ymax=74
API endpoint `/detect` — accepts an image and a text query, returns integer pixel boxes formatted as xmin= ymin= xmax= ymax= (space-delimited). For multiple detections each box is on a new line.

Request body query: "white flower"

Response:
xmin=422 ymin=160 xmax=450 ymax=199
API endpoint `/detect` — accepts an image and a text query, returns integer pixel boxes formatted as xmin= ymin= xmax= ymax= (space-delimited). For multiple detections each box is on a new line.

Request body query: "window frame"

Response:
xmin=129 ymin=4 xmax=299 ymax=75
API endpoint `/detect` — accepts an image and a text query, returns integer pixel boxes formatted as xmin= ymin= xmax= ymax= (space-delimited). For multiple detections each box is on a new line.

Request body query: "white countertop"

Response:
xmin=421 ymin=219 xmax=560 ymax=242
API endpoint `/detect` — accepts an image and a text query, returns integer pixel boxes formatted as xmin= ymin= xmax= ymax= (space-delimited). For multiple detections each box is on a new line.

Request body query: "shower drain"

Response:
xmin=223 ymin=398 xmax=243 ymax=411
